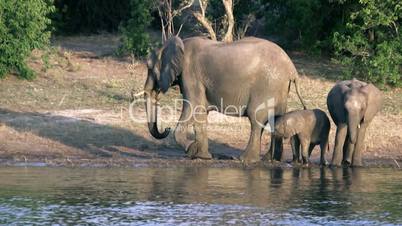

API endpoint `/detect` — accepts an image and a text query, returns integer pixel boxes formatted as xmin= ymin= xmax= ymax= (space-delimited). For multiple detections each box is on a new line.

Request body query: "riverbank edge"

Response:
xmin=1 ymin=157 xmax=401 ymax=169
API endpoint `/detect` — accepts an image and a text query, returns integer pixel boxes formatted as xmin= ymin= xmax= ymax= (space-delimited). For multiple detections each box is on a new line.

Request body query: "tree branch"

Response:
xmin=157 ymin=6 xmax=167 ymax=43
xmin=173 ymin=0 xmax=195 ymax=17
xmin=222 ymin=0 xmax=234 ymax=42
xmin=236 ymin=14 xmax=255 ymax=39
xmin=192 ymin=11 xmax=217 ymax=40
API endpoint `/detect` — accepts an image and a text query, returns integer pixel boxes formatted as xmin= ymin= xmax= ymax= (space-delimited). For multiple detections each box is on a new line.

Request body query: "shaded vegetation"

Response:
xmin=52 ymin=0 xmax=130 ymax=34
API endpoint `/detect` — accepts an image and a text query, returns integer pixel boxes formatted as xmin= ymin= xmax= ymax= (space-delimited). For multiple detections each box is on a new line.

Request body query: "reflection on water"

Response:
xmin=0 ymin=167 xmax=401 ymax=225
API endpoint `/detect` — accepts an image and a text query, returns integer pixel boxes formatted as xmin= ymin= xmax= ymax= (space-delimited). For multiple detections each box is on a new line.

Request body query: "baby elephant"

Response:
xmin=274 ymin=109 xmax=330 ymax=165
xmin=327 ymin=79 xmax=383 ymax=166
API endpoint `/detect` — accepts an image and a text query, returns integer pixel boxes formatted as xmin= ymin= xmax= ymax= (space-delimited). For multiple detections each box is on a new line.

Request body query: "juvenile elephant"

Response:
xmin=144 ymin=36 xmax=306 ymax=163
xmin=274 ymin=109 xmax=330 ymax=165
xmin=327 ymin=79 xmax=383 ymax=166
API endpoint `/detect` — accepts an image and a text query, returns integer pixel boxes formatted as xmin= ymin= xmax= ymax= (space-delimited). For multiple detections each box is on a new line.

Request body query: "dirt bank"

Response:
xmin=0 ymin=34 xmax=401 ymax=168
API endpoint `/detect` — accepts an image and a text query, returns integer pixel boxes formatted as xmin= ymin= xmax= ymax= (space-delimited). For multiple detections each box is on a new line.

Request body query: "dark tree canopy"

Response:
xmin=0 ymin=0 xmax=400 ymax=86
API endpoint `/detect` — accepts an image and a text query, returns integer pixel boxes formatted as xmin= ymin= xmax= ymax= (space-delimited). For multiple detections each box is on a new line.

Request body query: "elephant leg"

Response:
xmin=240 ymin=119 xmax=263 ymax=164
xmin=300 ymin=136 xmax=310 ymax=166
xmin=264 ymin=135 xmax=274 ymax=161
xmin=342 ymin=133 xmax=354 ymax=165
xmin=187 ymin=109 xmax=211 ymax=160
xmin=174 ymin=102 xmax=194 ymax=151
xmin=343 ymin=143 xmax=354 ymax=166
xmin=342 ymin=133 xmax=349 ymax=157
xmin=262 ymin=136 xmax=284 ymax=162
xmin=272 ymin=137 xmax=284 ymax=161
xmin=267 ymin=103 xmax=287 ymax=162
xmin=351 ymin=123 xmax=368 ymax=167
xmin=319 ymin=141 xmax=328 ymax=166
xmin=331 ymin=124 xmax=347 ymax=166
xmin=308 ymin=144 xmax=315 ymax=158
xmin=290 ymin=136 xmax=301 ymax=163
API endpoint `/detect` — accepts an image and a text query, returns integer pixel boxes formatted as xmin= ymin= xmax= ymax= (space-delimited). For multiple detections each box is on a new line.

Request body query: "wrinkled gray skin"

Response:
xmin=144 ymin=36 xmax=306 ymax=163
xmin=274 ymin=109 xmax=330 ymax=165
xmin=327 ymin=79 xmax=383 ymax=167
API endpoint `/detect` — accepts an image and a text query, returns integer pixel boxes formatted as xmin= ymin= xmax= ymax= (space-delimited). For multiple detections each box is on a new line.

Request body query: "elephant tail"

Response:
xmin=291 ymin=78 xmax=307 ymax=110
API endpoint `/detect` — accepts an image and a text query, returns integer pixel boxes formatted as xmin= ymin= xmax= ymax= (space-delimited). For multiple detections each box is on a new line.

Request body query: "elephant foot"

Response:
xmin=302 ymin=157 xmax=310 ymax=166
xmin=299 ymin=159 xmax=309 ymax=167
xmin=212 ymin=153 xmax=237 ymax=160
xmin=261 ymin=154 xmax=272 ymax=162
xmin=342 ymin=160 xmax=351 ymax=167
xmin=329 ymin=163 xmax=341 ymax=168
xmin=292 ymin=158 xmax=302 ymax=164
xmin=292 ymin=161 xmax=302 ymax=167
xmin=320 ymin=160 xmax=329 ymax=167
xmin=262 ymin=150 xmax=275 ymax=162
xmin=351 ymin=161 xmax=363 ymax=167
xmin=240 ymin=151 xmax=260 ymax=164
xmin=292 ymin=157 xmax=301 ymax=163
xmin=330 ymin=159 xmax=342 ymax=167
xmin=186 ymin=142 xmax=212 ymax=160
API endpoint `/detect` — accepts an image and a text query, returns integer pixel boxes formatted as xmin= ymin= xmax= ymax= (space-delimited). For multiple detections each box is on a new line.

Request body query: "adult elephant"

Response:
xmin=144 ymin=36 xmax=306 ymax=163
xmin=327 ymin=79 xmax=383 ymax=167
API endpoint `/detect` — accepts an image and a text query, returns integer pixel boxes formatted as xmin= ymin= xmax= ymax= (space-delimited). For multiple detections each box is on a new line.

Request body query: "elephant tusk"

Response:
xmin=358 ymin=124 xmax=361 ymax=129
xmin=132 ymin=91 xmax=145 ymax=98
xmin=131 ymin=91 xmax=145 ymax=102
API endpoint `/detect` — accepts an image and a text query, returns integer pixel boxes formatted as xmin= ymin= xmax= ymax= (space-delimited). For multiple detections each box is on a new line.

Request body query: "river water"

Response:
xmin=0 ymin=166 xmax=401 ymax=225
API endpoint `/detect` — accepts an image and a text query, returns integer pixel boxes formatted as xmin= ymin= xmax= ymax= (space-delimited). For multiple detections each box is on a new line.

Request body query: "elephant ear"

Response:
xmin=360 ymin=84 xmax=383 ymax=123
xmin=159 ymin=37 xmax=184 ymax=93
xmin=274 ymin=117 xmax=285 ymax=135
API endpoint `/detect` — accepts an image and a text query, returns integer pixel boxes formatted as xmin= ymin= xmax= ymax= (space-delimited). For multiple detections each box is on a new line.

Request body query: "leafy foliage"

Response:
xmin=260 ymin=0 xmax=401 ymax=86
xmin=0 ymin=0 xmax=54 ymax=79
xmin=263 ymin=0 xmax=344 ymax=53
xmin=332 ymin=0 xmax=402 ymax=86
xmin=118 ymin=0 xmax=153 ymax=57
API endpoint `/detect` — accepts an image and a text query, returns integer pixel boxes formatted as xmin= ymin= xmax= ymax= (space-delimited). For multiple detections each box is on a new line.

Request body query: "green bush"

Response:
xmin=118 ymin=0 xmax=153 ymax=57
xmin=332 ymin=0 xmax=402 ymax=86
xmin=0 ymin=0 xmax=54 ymax=79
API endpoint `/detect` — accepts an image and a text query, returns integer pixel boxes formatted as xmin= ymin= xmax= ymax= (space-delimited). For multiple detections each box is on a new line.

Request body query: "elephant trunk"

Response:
xmin=145 ymin=91 xmax=170 ymax=139
xmin=348 ymin=113 xmax=360 ymax=144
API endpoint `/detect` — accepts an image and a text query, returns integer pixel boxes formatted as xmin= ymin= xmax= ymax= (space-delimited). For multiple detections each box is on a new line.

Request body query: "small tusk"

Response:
xmin=132 ymin=91 xmax=145 ymax=98
xmin=358 ymin=124 xmax=361 ymax=129
xmin=393 ymin=159 xmax=400 ymax=168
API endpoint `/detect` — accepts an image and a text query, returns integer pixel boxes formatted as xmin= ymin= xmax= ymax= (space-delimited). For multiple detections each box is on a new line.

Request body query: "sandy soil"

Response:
xmin=0 ymin=34 xmax=401 ymax=168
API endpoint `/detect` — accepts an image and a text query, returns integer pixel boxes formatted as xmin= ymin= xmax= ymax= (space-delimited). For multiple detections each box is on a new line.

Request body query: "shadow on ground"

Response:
xmin=0 ymin=108 xmax=241 ymax=160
